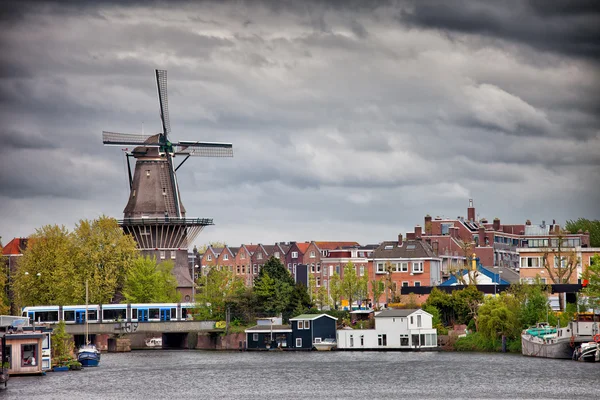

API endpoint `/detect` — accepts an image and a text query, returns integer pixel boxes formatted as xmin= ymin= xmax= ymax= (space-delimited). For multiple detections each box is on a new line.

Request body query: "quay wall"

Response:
xmin=197 ymin=333 xmax=245 ymax=350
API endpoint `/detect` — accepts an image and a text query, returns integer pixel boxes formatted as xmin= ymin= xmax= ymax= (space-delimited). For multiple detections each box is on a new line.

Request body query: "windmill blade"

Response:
xmin=155 ymin=69 xmax=171 ymax=138
xmin=174 ymin=141 xmax=234 ymax=157
xmin=102 ymin=131 xmax=159 ymax=146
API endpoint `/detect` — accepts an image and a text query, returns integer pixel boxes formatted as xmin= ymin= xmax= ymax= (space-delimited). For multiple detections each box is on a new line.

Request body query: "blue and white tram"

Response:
xmin=22 ymin=303 xmax=197 ymax=324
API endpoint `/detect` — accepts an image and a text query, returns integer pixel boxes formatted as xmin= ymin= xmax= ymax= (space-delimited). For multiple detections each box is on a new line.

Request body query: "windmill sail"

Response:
xmin=155 ymin=69 xmax=171 ymax=138
xmin=174 ymin=142 xmax=234 ymax=157
xmin=102 ymin=131 xmax=158 ymax=146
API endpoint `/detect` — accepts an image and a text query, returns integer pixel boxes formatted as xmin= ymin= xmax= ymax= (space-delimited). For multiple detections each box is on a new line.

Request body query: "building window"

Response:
xmin=310 ymin=251 xmax=316 ymax=258
xmin=253 ymin=333 xmax=258 ymax=341
xmin=377 ymin=263 xmax=385 ymax=273
xmin=415 ymin=282 xmax=421 ymax=287
xmin=417 ymin=315 xmax=422 ymax=327
xmin=298 ymin=321 xmax=304 ymax=329
xmin=311 ymin=264 xmax=315 ymax=273
xmin=292 ymin=251 xmax=298 ymax=259
xmin=359 ymin=265 xmax=365 ymax=276
xmin=296 ymin=338 xmax=302 ymax=348
xmin=520 ymin=257 xmax=541 ymax=268
xmin=316 ymin=277 xmax=321 ymax=287
xmin=253 ymin=264 xmax=258 ymax=274
xmin=170 ymin=251 xmax=176 ymax=259
xmin=274 ymin=252 xmax=280 ymax=258
xmin=304 ymin=321 xmax=310 ymax=329
xmin=21 ymin=343 xmax=38 ymax=367
xmin=554 ymin=256 xmax=567 ymax=268
xmin=349 ymin=335 xmax=354 ymax=347
xmin=360 ymin=335 xmax=364 ymax=346
xmin=236 ymin=266 xmax=240 ymax=274
xmin=400 ymin=335 xmax=409 ymax=346
xmin=336 ymin=265 xmax=341 ymax=275
xmin=410 ymin=316 xmax=414 ymax=325
xmin=242 ymin=266 xmax=246 ymax=274
xmin=207 ymin=254 xmax=212 ymax=261
xmin=224 ymin=254 xmax=229 ymax=261
xmin=412 ymin=262 xmax=424 ymax=273
xmin=229 ymin=266 xmax=233 ymax=272
xmin=257 ymin=253 xmax=263 ymax=260
xmin=378 ymin=334 xmax=387 ymax=346
xmin=400 ymin=262 xmax=408 ymax=272
xmin=288 ymin=263 xmax=291 ymax=270
xmin=160 ymin=250 xmax=166 ymax=259
xmin=402 ymin=281 xmax=409 ymax=287
xmin=293 ymin=264 xmax=297 ymax=274
xmin=317 ymin=264 xmax=321 ymax=273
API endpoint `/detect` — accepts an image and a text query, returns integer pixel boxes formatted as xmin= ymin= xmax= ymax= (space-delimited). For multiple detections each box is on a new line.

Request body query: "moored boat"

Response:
xmin=522 ymin=317 xmax=600 ymax=359
xmin=573 ymin=341 xmax=600 ymax=362
xmin=313 ymin=338 xmax=336 ymax=351
xmin=78 ymin=344 xmax=101 ymax=367
xmin=145 ymin=337 xmax=162 ymax=348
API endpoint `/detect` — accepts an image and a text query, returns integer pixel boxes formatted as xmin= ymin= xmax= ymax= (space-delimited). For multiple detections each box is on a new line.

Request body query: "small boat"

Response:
xmin=78 ymin=344 xmax=101 ymax=367
xmin=77 ymin=280 xmax=100 ymax=367
xmin=573 ymin=342 xmax=600 ymax=362
xmin=313 ymin=338 xmax=336 ymax=351
xmin=145 ymin=337 xmax=162 ymax=348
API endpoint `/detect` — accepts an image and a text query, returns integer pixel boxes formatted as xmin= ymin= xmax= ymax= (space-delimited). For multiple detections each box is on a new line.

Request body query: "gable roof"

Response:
xmin=295 ymin=243 xmax=311 ymax=253
xmin=2 ymin=238 xmax=27 ymax=256
xmin=210 ymin=247 xmax=224 ymax=256
xmin=373 ymin=240 xmax=437 ymax=259
xmin=375 ymin=309 xmax=425 ymax=318
xmin=244 ymin=244 xmax=259 ymax=254
xmin=315 ymin=241 xmax=360 ymax=250
xmin=289 ymin=313 xmax=338 ymax=321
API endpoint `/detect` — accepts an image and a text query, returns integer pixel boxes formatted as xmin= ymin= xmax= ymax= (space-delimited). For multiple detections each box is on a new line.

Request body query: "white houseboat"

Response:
xmin=337 ymin=309 xmax=437 ymax=350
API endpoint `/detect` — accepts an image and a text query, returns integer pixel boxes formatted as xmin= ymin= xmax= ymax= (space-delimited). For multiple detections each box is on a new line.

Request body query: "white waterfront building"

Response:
xmin=337 ymin=309 xmax=437 ymax=349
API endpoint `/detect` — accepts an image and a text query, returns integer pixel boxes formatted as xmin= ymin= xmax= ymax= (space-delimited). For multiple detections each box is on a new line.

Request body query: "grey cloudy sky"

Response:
xmin=1 ymin=0 xmax=599 ymax=248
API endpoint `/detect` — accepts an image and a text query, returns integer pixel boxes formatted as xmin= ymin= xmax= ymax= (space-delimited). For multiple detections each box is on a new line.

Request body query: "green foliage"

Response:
xmin=370 ymin=279 xmax=385 ymax=310
xmin=477 ymin=296 xmax=520 ymax=341
xmin=122 ymin=256 xmax=181 ymax=303
xmin=52 ymin=320 xmax=74 ymax=362
xmin=329 ymin=273 xmax=342 ymax=309
xmin=565 ymin=218 xmax=600 ymax=247
xmin=289 ymin=283 xmax=313 ymax=315
xmin=341 ymin=262 xmax=359 ymax=309
xmin=422 ymin=304 xmax=447 ymax=335
xmin=425 ymin=286 xmax=483 ymax=326
xmin=195 ymin=266 xmax=245 ymax=320
xmin=13 ymin=217 xmax=138 ymax=309
xmin=258 ymin=256 xmax=295 ymax=286
xmin=253 ymin=257 xmax=299 ymax=317
xmin=582 ymin=254 xmax=600 ymax=310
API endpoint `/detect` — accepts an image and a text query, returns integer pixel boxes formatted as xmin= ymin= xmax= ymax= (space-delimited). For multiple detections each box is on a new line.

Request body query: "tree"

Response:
xmin=52 ymin=320 xmax=75 ymax=365
xmin=12 ymin=225 xmax=78 ymax=308
xmin=384 ymin=261 xmax=395 ymax=305
xmin=341 ymin=262 xmax=359 ymax=310
xmin=356 ymin=273 xmax=369 ymax=308
xmin=449 ymin=239 xmax=478 ymax=285
xmin=122 ymin=256 xmax=181 ymax=303
xmin=370 ymin=279 xmax=385 ymax=310
xmin=329 ymin=273 xmax=342 ymax=309
xmin=582 ymin=254 xmax=600 ymax=310
xmin=289 ymin=283 xmax=313 ymax=315
xmin=195 ymin=265 xmax=245 ymax=320
xmin=541 ymin=230 xmax=579 ymax=310
xmin=71 ymin=216 xmax=138 ymax=304
xmin=0 ymin=241 xmax=9 ymax=315
xmin=253 ymin=257 xmax=295 ymax=315
xmin=565 ymin=218 xmax=600 ymax=247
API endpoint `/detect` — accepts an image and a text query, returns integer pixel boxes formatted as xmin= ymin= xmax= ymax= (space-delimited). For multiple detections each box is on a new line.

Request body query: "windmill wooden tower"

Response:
xmin=102 ymin=70 xmax=233 ymax=300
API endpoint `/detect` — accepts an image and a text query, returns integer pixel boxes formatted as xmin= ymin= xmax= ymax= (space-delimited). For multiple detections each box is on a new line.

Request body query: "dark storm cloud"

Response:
xmin=400 ymin=0 xmax=600 ymax=60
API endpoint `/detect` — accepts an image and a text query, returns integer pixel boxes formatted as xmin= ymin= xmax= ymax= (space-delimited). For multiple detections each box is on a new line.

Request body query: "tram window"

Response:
xmin=33 ymin=311 xmax=59 ymax=322
xmin=131 ymin=309 xmax=138 ymax=320
xmin=87 ymin=310 xmax=98 ymax=321
xmin=181 ymin=308 xmax=189 ymax=320
xmin=64 ymin=311 xmax=75 ymax=322
xmin=103 ymin=309 xmax=126 ymax=321
xmin=149 ymin=308 xmax=160 ymax=319
xmin=170 ymin=308 xmax=177 ymax=320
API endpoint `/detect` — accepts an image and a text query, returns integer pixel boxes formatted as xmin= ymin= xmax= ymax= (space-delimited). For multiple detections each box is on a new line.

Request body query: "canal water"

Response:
xmin=5 ymin=350 xmax=600 ymax=399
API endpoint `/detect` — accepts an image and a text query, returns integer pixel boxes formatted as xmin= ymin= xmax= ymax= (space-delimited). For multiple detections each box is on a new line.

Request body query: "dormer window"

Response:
xmin=292 ymin=251 xmax=298 ymax=259
xmin=207 ymin=255 xmax=212 ymax=261
xmin=310 ymin=251 xmax=315 ymax=258
xmin=257 ymin=253 xmax=263 ymax=260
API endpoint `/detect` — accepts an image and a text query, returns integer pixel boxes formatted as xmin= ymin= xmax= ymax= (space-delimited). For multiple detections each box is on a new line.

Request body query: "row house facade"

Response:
xmin=419 ymin=199 xmax=590 ymax=274
xmin=371 ymin=234 xmax=443 ymax=305
xmin=518 ymin=246 xmax=600 ymax=284
xmin=2 ymin=237 xmax=29 ymax=314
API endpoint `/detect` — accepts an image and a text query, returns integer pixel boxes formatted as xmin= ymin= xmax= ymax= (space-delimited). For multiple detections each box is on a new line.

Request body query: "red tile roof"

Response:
xmin=296 ymin=243 xmax=311 ymax=253
xmin=1 ymin=238 xmax=27 ymax=256
xmin=315 ymin=241 xmax=360 ymax=250
xmin=244 ymin=245 xmax=259 ymax=254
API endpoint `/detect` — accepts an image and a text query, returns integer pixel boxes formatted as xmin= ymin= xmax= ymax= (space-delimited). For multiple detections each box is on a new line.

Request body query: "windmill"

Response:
xmin=102 ymin=70 xmax=233 ymax=300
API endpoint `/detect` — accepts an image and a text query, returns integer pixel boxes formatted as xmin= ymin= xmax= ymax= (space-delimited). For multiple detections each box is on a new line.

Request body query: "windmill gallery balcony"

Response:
xmin=118 ymin=218 xmax=213 ymax=250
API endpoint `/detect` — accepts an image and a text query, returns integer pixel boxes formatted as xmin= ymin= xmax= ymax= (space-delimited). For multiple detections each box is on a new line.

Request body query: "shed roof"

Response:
xmin=245 ymin=324 xmax=291 ymax=333
xmin=289 ymin=313 xmax=338 ymax=321
xmin=375 ymin=309 xmax=422 ymax=318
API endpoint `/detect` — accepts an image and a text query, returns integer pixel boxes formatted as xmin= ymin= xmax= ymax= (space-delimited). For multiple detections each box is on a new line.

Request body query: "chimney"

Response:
xmin=481 ymin=218 xmax=488 ymax=224
xmin=478 ymin=227 xmax=485 ymax=247
xmin=554 ymin=224 xmax=560 ymax=234
xmin=493 ymin=218 xmax=500 ymax=231
xmin=467 ymin=199 xmax=475 ymax=222
xmin=582 ymin=231 xmax=590 ymax=247
xmin=398 ymin=234 xmax=403 ymax=246
xmin=415 ymin=225 xmax=422 ymax=239
xmin=424 ymin=215 xmax=432 ymax=235
xmin=525 ymin=219 xmax=531 ymax=226
xmin=406 ymin=232 xmax=415 ymax=240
